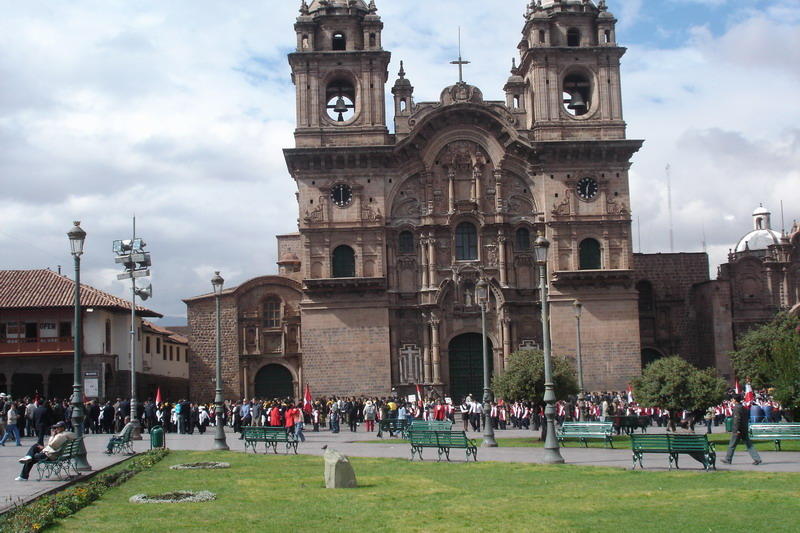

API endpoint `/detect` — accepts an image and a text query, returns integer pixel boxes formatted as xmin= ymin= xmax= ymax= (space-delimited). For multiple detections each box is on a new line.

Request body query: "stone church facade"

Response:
xmin=186 ymin=0 xmax=649 ymax=402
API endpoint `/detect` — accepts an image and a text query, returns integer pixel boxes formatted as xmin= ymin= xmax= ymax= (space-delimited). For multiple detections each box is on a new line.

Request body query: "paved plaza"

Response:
xmin=2 ymin=426 xmax=798 ymax=514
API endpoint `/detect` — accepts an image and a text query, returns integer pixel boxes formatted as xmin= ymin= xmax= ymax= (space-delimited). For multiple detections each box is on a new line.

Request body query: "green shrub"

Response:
xmin=0 ymin=448 xmax=169 ymax=533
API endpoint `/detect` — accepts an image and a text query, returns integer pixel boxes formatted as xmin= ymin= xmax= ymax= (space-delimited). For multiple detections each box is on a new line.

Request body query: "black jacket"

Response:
xmin=33 ymin=405 xmax=53 ymax=428
xmin=731 ymin=403 xmax=749 ymax=434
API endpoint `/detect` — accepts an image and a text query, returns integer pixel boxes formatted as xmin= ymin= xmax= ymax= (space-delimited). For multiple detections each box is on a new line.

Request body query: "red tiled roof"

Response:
xmin=142 ymin=320 xmax=188 ymax=344
xmin=0 ymin=269 xmax=161 ymax=317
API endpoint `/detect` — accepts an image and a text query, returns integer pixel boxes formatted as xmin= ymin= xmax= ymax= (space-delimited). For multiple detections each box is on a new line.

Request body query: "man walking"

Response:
xmin=721 ymin=395 xmax=762 ymax=466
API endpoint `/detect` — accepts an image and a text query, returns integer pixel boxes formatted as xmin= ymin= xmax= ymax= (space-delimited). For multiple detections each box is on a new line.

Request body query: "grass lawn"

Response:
xmin=361 ymin=433 xmax=800 ymax=451
xmin=48 ymin=450 xmax=800 ymax=533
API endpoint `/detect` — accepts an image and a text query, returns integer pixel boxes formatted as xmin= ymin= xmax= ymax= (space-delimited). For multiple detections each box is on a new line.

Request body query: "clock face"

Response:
xmin=576 ymin=177 xmax=599 ymax=201
xmin=331 ymin=183 xmax=353 ymax=208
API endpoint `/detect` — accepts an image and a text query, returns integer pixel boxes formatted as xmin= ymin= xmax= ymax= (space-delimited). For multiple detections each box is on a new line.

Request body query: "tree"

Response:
xmin=632 ymin=356 xmax=726 ymax=419
xmin=492 ymin=349 xmax=578 ymax=403
xmin=731 ymin=313 xmax=800 ymax=418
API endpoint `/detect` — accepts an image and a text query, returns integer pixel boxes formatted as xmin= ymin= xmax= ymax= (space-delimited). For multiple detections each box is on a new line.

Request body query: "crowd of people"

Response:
xmin=0 ymin=386 xmax=788 ymax=446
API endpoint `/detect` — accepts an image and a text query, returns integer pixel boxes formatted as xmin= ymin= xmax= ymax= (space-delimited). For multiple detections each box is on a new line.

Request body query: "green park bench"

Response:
xmin=631 ymin=433 xmax=716 ymax=471
xmin=557 ymin=422 xmax=615 ymax=448
xmin=377 ymin=418 xmax=409 ymax=439
xmin=409 ymin=430 xmax=478 ymax=462
xmin=242 ymin=426 xmax=298 ymax=455
xmin=36 ymin=438 xmax=82 ymax=481
xmin=410 ymin=420 xmax=453 ymax=432
xmin=109 ymin=425 xmax=134 ymax=455
xmin=749 ymin=423 xmax=800 ymax=451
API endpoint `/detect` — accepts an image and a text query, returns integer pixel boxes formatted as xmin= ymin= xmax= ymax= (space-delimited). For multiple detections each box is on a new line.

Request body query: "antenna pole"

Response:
xmin=637 ymin=216 xmax=641 ymax=254
xmin=781 ymin=200 xmax=786 ymax=234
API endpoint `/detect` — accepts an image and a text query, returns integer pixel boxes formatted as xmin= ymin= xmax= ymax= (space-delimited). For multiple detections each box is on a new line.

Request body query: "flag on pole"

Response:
xmin=415 ymin=384 xmax=423 ymax=407
xmin=734 ymin=378 xmax=741 ymax=395
xmin=155 ymin=387 xmax=162 ymax=405
xmin=303 ymin=384 xmax=313 ymax=414
xmin=626 ymin=384 xmax=634 ymax=404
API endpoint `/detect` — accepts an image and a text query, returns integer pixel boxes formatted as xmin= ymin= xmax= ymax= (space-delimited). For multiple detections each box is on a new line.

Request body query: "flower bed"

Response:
xmin=129 ymin=490 xmax=216 ymax=504
xmin=169 ymin=461 xmax=230 ymax=470
xmin=0 ymin=448 xmax=169 ymax=533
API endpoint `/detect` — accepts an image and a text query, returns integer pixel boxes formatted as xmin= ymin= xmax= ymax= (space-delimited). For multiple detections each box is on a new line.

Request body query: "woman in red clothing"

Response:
xmin=284 ymin=404 xmax=296 ymax=434
xmin=269 ymin=403 xmax=281 ymax=427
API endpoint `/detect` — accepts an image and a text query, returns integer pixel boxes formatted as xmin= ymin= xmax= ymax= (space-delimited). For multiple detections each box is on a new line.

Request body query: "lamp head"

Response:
xmin=211 ymin=271 xmax=224 ymax=296
xmin=67 ymin=221 xmax=86 ymax=257
xmin=574 ymin=299 xmax=583 ymax=318
xmin=533 ymin=234 xmax=550 ymax=264
xmin=475 ymin=278 xmax=488 ymax=303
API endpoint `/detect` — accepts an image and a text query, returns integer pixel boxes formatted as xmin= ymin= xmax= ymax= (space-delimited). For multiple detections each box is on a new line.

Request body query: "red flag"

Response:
xmin=303 ymin=384 xmax=313 ymax=414
xmin=415 ymin=384 xmax=423 ymax=407
xmin=155 ymin=387 xmax=162 ymax=405
xmin=734 ymin=378 xmax=741 ymax=395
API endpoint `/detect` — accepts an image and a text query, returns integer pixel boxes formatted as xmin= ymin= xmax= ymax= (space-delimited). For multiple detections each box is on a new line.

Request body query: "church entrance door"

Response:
xmin=254 ymin=364 xmax=294 ymax=400
xmin=448 ymin=333 xmax=492 ymax=404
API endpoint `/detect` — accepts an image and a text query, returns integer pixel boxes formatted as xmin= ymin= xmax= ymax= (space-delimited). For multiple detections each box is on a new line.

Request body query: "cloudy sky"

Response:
xmin=1 ymin=0 xmax=798 ymax=325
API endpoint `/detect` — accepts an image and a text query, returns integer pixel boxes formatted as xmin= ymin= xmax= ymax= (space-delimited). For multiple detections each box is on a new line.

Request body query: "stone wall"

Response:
xmin=301 ymin=297 xmax=391 ymax=397
xmin=692 ymin=280 xmax=735 ymax=381
xmin=186 ymin=295 xmax=240 ymax=403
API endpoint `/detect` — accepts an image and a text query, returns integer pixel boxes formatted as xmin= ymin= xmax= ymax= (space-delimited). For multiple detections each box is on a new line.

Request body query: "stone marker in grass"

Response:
xmin=324 ymin=448 xmax=357 ymax=489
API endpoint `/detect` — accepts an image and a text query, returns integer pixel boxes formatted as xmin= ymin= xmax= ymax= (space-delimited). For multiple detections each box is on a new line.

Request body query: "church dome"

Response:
xmin=735 ymin=206 xmax=782 ymax=252
xmin=309 ymin=0 xmax=369 ymax=12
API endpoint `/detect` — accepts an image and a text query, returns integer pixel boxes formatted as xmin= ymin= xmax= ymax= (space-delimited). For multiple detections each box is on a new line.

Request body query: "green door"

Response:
xmin=448 ymin=333 xmax=492 ymax=403
xmin=254 ymin=364 xmax=294 ymax=400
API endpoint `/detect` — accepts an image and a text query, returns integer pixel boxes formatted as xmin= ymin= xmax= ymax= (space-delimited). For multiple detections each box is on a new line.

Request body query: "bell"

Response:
xmin=567 ymin=91 xmax=587 ymax=114
xmin=333 ymin=96 xmax=349 ymax=121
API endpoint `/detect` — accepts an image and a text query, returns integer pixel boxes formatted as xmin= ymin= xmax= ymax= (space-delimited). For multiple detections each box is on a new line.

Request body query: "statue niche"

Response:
xmin=431 ymin=141 xmax=492 ymax=213
xmin=391 ymin=176 xmax=422 ymax=219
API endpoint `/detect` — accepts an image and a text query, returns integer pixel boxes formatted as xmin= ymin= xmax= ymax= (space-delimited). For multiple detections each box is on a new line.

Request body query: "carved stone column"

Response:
xmin=448 ymin=170 xmax=456 ymax=213
xmin=422 ymin=316 xmax=432 ymax=384
xmin=472 ymin=166 xmax=481 ymax=203
xmin=498 ymin=231 xmax=508 ymax=287
xmin=427 ymin=234 xmax=437 ymax=289
xmin=419 ymin=238 xmax=429 ymax=289
xmin=502 ymin=316 xmax=512 ymax=369
xmin=431 ymin=317 xmax=441 ymax=384
xmin=494 ymin=169 xmax=504 ymax=212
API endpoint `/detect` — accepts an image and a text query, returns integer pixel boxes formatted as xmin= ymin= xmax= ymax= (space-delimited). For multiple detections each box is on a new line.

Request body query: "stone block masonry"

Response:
xmin=186 ymin=295 xmax=241 ymax=402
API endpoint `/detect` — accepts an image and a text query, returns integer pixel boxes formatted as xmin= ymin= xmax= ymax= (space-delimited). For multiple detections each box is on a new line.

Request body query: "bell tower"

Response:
xmin=290 ymin=0 xmax=391 ymax=148
xmin=520 ymin=0 xmax=625 ymax=141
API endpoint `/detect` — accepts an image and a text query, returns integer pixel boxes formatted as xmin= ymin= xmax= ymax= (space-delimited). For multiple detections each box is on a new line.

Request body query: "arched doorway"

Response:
xmin=254 ymin=364 xmax=294 ymax=400
xmin=12 ymin=373 xmax=43 ymax=399
xmin=49 ymin=373 xmax=73 ymax=400
xmin=449 ymin=333 xmax=492 ymax=403
xmin=641 ymin=348 xmax=665 ymax=368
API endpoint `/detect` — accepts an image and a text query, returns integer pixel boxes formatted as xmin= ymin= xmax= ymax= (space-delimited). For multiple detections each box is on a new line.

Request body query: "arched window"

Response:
xmin=332 ymin=245 xmax=356 ymax=278
xmin=263 ymin=297 xmax=281 ymax=328
xmin=332 ymin=32 xmax=346 ymax=51
xmin=636 ymin=281 xmax=654 ymax=313
xmin=398 ymin=231 xmax=415 ymax=254
xmin=515 ymin=228 xmax=531 ymax=252
xmin=369 ymin=33 xmax=376 ymax=48
xmin=567 ymin=28 xmax=581 ymax=47
xmin=579 ymin=238 xmax=601 ymax=270
xmin=105 ymin=319 xmax=111 ymax=353
xmin=326 ymin=79 xmax=355 ymax=122
xmin=455 ymin=223 xmax=478 ymax=261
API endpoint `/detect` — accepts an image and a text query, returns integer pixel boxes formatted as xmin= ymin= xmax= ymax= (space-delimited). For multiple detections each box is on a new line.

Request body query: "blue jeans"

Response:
xmin=0 ymin=423 xmax=21 ymax=445
xmin=294 ymin=422 xmax=305 ymax=442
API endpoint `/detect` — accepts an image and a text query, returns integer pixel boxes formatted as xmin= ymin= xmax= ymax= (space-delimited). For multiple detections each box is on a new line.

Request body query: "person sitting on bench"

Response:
xmin=15 ymin=421 xmax=75 ymax=481
xmin=104 ymin=416 xmax=135 ymax=454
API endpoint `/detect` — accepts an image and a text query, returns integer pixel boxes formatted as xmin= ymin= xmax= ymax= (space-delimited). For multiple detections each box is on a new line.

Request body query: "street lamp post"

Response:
xmin=574 ymin=300 xmax=585 ymax=421
xmin=67 ymin=221 xmax=91 ymax=471
xmin=534 ymin=234 xmax=565 ymax=464
xmin=475 ymin=279 xmax=497 ymax=448
xmin=211 ymin=272 xmax=229 ymax=451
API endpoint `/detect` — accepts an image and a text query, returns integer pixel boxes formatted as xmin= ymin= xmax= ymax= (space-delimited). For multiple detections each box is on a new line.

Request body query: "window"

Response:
xmin=59 ymin=321 xmax=71 ymax=338
xmin=636 ymin=281 xmax=655 ymax=313
xmin=332 ymin=32 xmax=346 ymax=51
xmin=145 ymin=337 xmax=151 ymax=354
xmin=563 ymin=73 xmax=591 ymax=116
xmin=398 ymin=231 xmax=415 ymax=254
xmin=332 ymin=246 xmax=356 ymax=278
xmin=24 ymin=322 xmax=37 ymax=339
xmin=176 ymin=348 xmax=180 ymax=362
xmin=156 ymin=337 xmax=161 ymax=354
xmin=567 ymin=28 xmax=581 ymax=47
xmin=169 ymin=345 xmax=173 ymax=361
xmin=264 ymin=298 xmax=281 ymax=328
xmin=302 ymin=34 xmax=310 ymax=50
xmin=455 ymin=223 xmax=478 ymax=261
xmin=579 ymin=238 xmax=602 ymax=270
xmin=515 ymin=228 xmax=531 ymax=252
xmin=0 ymin=323 xmax=5 ymax=339
xmin=604 ymin=30 xmax=611 ymax=44
xmin=325 ymin=79 xmax=355 ymax=122
xmin=105 ymin=320 xmax=111 ymax=353
xmin=539 ymin=30 xmax=546 ymax=44
xmin=369 ymin=32 xmax=376 ymax=48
